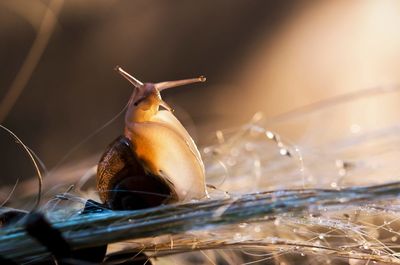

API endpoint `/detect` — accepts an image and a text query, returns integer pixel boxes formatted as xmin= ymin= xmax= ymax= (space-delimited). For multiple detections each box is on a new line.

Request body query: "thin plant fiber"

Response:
xmin=2 ymin=86 xmax=400 ymax=264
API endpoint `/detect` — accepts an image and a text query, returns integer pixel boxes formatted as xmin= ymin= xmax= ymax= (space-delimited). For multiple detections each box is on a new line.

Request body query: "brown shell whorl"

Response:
xmin=96 ymin=136 xmax=177 ymax=210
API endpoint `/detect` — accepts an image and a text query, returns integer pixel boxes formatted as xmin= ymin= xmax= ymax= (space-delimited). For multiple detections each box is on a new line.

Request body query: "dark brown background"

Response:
xmin=0 ymin=1 xmax=301 ymax=185
xmin=2 ymin=1 xmax=400 ymax=189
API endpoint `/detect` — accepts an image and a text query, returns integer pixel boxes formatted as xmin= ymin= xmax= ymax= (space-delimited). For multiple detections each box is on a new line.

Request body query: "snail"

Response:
xmin=96 ymin=67 xmax=208 ymax=210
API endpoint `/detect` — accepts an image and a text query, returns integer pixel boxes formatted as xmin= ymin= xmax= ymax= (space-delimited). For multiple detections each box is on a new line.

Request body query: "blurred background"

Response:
xmin=1 ymin=0 xmax=400 ymax=188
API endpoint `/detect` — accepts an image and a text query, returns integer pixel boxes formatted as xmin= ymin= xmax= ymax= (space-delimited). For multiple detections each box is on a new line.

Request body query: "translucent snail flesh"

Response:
xmin=96 ymin=67 xmax=207 ymax=210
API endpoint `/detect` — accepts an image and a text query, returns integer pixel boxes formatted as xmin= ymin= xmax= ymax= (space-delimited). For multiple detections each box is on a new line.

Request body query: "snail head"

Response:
xmin=115 ymin=66 xmax=206 ymax=123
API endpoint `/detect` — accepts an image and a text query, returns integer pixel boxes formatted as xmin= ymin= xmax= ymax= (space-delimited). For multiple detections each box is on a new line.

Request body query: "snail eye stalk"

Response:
xmin=155 ymin=76 xmax=206 ymax=91
xmin=115 ymin=66 xmax=143 ymax=88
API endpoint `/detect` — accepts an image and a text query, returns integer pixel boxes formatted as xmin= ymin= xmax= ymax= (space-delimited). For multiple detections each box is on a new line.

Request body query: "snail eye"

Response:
xmin=133 ymin=97 xmax=146 ymax=106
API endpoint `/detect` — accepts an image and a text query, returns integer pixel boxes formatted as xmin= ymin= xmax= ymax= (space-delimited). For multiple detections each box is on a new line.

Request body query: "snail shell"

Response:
xmin=97 ymin=136 xmax=177 ymax=210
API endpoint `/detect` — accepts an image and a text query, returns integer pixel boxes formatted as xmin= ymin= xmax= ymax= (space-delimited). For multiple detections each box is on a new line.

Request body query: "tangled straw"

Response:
xmin=2 ymin=182 xmax=400 ymax=263
xmin=2 ymin=85 xmax=400 ymax=264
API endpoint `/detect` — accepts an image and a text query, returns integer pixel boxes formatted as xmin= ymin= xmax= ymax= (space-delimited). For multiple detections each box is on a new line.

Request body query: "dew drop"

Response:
xmin=226 ymin=157 xmax=236 ymax=166
xmin=245 ymin=142 xmax=254 ymax=151
xmin=279 ymin=148 xmax=288 ymax=156
xmin=238 ymin=222 xmax=248 ymax=228
xmin=338 ymin=168 xmax=346 ymax=177
xmin=203 ymin=147 xmax=211 ymax=154
xmin=266 ymin=131 xmax=275 ymax=140
xmin=234 ymin=233 xmax=242 ymax=240
xmin=350 ymin=124 xmax=361 ymax=134
xmin=216 ymin=130 xmax=224 ymax=144
xmin=230 ymin=148 xmax=239 ymax=157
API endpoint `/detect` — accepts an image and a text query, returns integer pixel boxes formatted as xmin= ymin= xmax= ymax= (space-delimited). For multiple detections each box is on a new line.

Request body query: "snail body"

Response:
xmin=97 ymin=67 xmax=207 ymax=210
